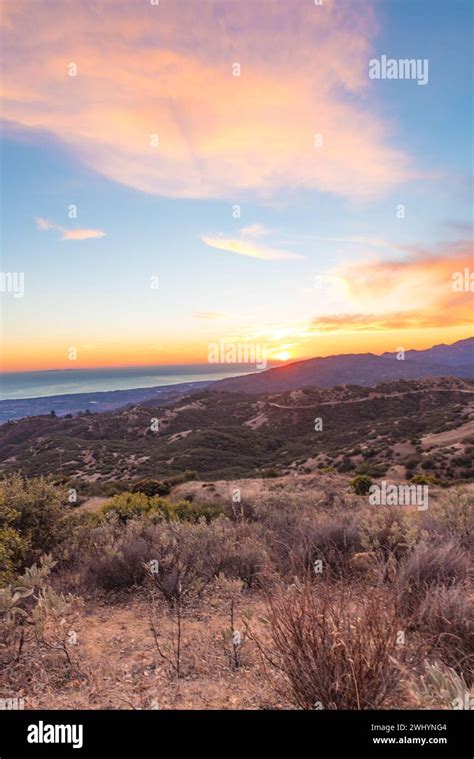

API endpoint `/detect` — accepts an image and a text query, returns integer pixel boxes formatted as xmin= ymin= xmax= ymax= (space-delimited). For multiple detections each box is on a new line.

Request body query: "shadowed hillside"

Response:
xmin=1 ymin=376 xmax=473 ymax=487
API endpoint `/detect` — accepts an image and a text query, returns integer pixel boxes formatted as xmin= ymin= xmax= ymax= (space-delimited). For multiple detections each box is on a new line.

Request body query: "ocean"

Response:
xmin=0 ymin=365 xmax=254 ymax=401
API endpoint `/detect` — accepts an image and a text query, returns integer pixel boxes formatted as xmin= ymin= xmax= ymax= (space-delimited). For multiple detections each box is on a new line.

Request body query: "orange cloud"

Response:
xmin=233 ymin=240 xmax=473 ymax=338
xmin=320 ymin=241 xmax=474 ymax=331
xmin=311 ymin=310 xmax=471 ymax=332
xmin=1 ymin=0 xmax=415 ymax=200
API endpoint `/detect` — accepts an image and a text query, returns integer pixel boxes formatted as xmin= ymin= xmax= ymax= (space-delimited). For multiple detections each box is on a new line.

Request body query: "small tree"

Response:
xmin=0 ymin=475 xmax=70 ymax=567
xmin=351 ymin=474 xmax=373 ymax=495
xmin=132 ymin=479 xmax=171 ymax=497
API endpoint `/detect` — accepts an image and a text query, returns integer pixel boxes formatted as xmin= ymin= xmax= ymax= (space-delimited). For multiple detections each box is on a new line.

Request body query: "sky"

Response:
xmin=0 ymin=0 xmax=473 ymax=373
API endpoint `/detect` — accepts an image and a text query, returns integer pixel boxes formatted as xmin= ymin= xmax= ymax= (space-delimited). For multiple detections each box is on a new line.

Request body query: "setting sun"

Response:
xmin=275 ymin=351 xmax=291 ymax=362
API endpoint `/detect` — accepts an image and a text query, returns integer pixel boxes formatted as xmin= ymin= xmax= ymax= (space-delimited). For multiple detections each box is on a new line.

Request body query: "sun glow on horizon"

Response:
xmin=274 ymin=351 xmax=291 ymax=362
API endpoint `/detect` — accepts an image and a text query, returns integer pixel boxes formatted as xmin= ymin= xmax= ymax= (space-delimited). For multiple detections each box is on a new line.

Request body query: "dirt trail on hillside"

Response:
xmin=268 ymin=388 xmax=474 ymax=411
xmin=422 ymin=419 xmax=474 ymax=447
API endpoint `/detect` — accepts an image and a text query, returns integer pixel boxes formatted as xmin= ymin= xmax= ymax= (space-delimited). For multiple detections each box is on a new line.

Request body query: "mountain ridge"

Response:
xmin=212 ymin=337 xmax=474 ymax=394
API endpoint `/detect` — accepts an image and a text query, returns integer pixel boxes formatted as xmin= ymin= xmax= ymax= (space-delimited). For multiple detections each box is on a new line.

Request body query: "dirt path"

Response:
xmin=422 ymin=419 xmax=474 ymax=447
xmin=268 ymin=388 xmax=474 ymax=411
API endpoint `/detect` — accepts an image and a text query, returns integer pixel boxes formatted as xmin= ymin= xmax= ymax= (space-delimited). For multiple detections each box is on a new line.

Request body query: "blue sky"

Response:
xmin=1 ymin=0 xmax=472 ymax=372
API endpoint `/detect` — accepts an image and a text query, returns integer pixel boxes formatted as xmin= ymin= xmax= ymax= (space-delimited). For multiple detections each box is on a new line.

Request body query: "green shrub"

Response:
xmin=411 ymin=474 xmax=444 ymax=487
xmin=100 ymin=492 xmax=225 ymax=524
xmin=0 ymin=555 xmax=75 ymax=669
xmin=101 ymin=481 xmax=130 ymax=496
xmin=0 ymin=527 xmax=28 ymax=585
xmin=358 ymin=507 xmax=421 ymax=562
xmin=132 ymin=479 xmax=171 ymax=497
xmin=351 ymin=474 xmax=373 ymax=495
xmin=0 ymin=475 xmax=70 ymax=568
xmin=100 ymin=492 xmax=165 ymax=522
xmin=169 ymin=499 xmax=226 ymax=523
xmin=261 ymin=468 xmax=280 ymax=478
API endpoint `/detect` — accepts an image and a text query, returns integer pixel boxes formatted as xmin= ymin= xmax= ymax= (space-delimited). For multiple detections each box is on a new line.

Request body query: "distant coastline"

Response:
xmin=0 ymin=365 xmax=264 ymax=423
xmin=0 ymin=365 xmax=257 ymax=402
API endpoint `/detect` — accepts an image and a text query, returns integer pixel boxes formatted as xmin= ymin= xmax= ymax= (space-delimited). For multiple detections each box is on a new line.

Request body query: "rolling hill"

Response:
xmin=1 ymin=376 xmax=473 ymax=487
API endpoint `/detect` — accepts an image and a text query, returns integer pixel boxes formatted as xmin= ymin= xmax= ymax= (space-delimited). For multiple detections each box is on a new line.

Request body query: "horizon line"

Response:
xmin=2 ymin=336 xmax=472 ymax=377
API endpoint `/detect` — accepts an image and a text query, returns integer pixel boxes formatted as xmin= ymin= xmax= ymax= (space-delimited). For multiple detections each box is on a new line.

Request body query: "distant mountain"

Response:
xmin=2 ymin=338 xmax=472 ymax=424
xmin=212 ymin=338 xmax=474 ymax=394
xmin=384 ymin=338 xmax=474 ymax=367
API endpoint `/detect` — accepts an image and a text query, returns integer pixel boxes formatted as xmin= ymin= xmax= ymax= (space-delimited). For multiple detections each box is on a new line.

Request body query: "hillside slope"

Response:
xmin=1 ymin=377 xmax=473 ymax=485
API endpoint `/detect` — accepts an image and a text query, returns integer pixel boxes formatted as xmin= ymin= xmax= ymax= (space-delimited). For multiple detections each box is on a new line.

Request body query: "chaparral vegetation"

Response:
xmin=1 ymin=473 xmax=472 ymax=710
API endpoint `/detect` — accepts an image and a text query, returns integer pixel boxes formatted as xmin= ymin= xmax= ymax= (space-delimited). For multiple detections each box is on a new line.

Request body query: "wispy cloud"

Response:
xmin=35 ymin=217 xmax=105 ymax=241
xmin=239 ymin=224 xmax=269 ymax=239
xmin=202 ymin=224 xmax=302 ymax=261
xmin=202 ymin=236 xmax=298 ymax=261
xmin=61 ymin=228 xmax=106 ymax=241
xmin=35 ymin=217 xmax=56 ymax=231
xmin=2 ymin=0 xmax=415 ymax=201
xmin=310 ymin=310 xmax=463 ymax=332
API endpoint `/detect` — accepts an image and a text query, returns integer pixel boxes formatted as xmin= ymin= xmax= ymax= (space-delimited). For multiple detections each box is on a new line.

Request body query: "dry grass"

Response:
xmin=258 ymin=579 xmax=411 ymax=709
xmin=2 ymin=481 xmax=472 ymax=710
xmin=396 ymin=540 xmax=471 ymax=615
xmin=417 ymin=584 xmax=474 ymax=685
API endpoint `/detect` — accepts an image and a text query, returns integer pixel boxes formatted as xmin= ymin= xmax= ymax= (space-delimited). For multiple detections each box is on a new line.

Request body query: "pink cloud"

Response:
xmin=35 ymin=216 xmax=105 ymax=241
xmin=2 ymin=0 xmax=415 ymax=200
xmin=61 ymin=228 xmax=106 ymax=241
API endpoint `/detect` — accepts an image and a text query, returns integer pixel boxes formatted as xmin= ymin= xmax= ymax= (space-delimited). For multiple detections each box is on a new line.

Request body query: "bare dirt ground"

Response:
xmin=21 ymin=592 xmax=285 ymax=710
xmin=77 ymin=496 xmax=108 ymax=513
